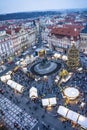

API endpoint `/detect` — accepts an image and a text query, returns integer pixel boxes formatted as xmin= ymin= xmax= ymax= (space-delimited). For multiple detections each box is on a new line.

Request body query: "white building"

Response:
xmin=80 ymin=25 xmax=87 ymax=54
xmin=29 ymin=87 xmax=38 ymax=99
xmin=0 ymin=29 xmax=14 ymax=61
xmin=7 ymin=27 xmax=37 ymax=56
xmin=42 ymin=95 xmax=57 ymax=107
xmin=41 ymin=27 xmax=51 ymax=43
xmin=7 ymin=80 xmax=24 ymax=93
xmin=48 ymin=27 xmax=80 ymax=54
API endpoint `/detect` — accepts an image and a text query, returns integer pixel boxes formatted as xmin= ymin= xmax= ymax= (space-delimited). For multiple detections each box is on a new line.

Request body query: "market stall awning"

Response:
xmin=57 ymin=106 xmax=87 ymax=129
xmin=42 ymin=97 xmax=57 ymax=107
xmin=78 ymin=115 xmax=87 ymax=129
xmin=54 ymin=53 xmax=61 ymax=58
xmin=7 ymin=80 xmax=24 ymax=93
xmin=1 ymin=75 xmax=11 ymax=82
xmin=63 ymin=87 xmax=80 ymax=100
xmin=62 ymin=55 xmax=68 ymax=61
xmin=42 ymin=99 xmax=49 ymax=106
xmin=29 ymin=87 xmax=38 ymax=99
xmin=57 ymin=106 xmax=69 ymax=117
xmin=67 ymin=110 xmax=79 ymax=122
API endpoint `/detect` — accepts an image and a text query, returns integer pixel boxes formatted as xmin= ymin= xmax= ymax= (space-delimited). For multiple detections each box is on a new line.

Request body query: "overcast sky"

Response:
xmin=0 ymin=0 xmax=87 ymax=14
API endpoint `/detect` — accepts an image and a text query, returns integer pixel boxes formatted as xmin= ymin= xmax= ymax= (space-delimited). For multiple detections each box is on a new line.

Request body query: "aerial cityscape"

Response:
xmin=0 ymin=0 xmax=87 ymax=130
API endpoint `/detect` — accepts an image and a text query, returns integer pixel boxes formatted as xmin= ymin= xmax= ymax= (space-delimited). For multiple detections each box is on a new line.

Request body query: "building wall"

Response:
xmin=0 ymin=38 xmax=14 ymax=61
xmin=79 ymin=33 xmax=87 ymax=53
xmin=11 ymin=27 xmax=37 ymax=55
xmin=48 ymin=34 xmax=80 ymax=53
xmin=0 ymin=27 xmax=37 ymax=61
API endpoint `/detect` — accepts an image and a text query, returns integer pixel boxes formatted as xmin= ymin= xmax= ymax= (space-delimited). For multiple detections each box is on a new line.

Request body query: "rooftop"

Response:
xmin=0 ymin=35 xmax=9 ymax=40
xmin=51 ymin=27 xmax=80 ymax=37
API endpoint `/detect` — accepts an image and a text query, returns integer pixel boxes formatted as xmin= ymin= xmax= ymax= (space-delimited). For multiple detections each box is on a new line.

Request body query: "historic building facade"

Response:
xmin=0 ymin=30 xmax=14 ymax=62
xmin=6 ymin=26 xmax=37 ymax=56
xmin=48 ymin=27 xmax=80 ymax=54
xmin=79 ymin=25 xmax=87 ymax=54
xmin=0 ymin=26 xmax=37 ymax=62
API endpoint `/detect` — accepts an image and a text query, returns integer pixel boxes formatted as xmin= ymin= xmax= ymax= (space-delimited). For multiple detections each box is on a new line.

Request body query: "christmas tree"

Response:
xmin=67 ymin=43 xmax=80 ymax=70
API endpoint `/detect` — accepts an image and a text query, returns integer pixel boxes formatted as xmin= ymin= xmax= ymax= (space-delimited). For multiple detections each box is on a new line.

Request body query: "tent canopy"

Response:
xmin=54 ymin=53 xmax=61 ymax=58
xmin=67 ymin=110 xmax=79 ymax=122
xmin=62 ymin=55 xmax=68 ymax=61
xmin=22 ymin=67 xmax=28 ymax=73
xmin=29 ymin=87 xmax=37 ymax=93
xmin=57 ymin=106 xmax=69 ymax=117
xmin=42 ymin=99 xmax=49 ymax=106
xmin=7 ymin=80 xmax=24 ymax=93
xmin=78 ymin=115 xmax=87 ymax=129
xmin=57 ymin=106 xmax=87 ymax=129
xmin=1 ymin=75 xmax=11 ymax=82
xmin=42 ymin=97 xmax=57 ymax=107
xmin=63 ymin=87 xmax=79 ymax=100
xmin=29 ymin=87 xmax=38 ymax=99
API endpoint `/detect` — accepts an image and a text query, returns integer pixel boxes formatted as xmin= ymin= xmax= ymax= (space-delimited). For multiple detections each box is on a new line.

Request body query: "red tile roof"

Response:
xmin=6 ymin=27 xmax=21 ymax=35
xmin=63 ymin=24 xmax=83 ymax=31
xmin=51 ymin=27 xmax=80 ymax=37
xmin=14 ymin=28 xmax=21 ymax=33
xmin=6 ymin=29 xmax=11 ymax=35
xmin=0 ymin=26 xmax=7 ymax=31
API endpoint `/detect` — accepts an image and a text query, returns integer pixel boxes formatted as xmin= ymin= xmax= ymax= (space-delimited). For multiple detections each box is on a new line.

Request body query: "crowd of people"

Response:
xmin=0 ymin=57 xmax=87 ymax=130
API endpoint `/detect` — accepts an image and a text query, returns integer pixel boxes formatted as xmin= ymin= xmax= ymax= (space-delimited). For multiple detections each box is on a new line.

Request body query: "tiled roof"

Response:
xmin=51 ymin=27 xmax=80 ymax=37
xmin=0 ymin=26 xmax=7 ymax=31
xmin=6 ymin=27 xmax=21 ymax=35
xmin=6 ymin=29 xmax=11 ymax=35
xmin=64 ymin=24 xmax=83 ymax=32
xmin=14 ymin=27 xmax=21 ymax=33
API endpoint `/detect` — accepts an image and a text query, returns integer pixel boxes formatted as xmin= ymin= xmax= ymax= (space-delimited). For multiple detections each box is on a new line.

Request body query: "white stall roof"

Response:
xmin=42 ymin=97 xmax=57 ymax=107
xmin=54 ymin=53 xmax=61 ymax=58
xmin=22 ymin=67 xmax=28 ymax=73
xmin=1 ymin=75 xmax=11 ymax=82
xmin=57 ymin=106 xmax=69 ymax=117
xmin=42 ymin=99 xmax=49 ymax=106
xmin=16 ymin=84 xmax=24 ymax=92
xmin=7 ymin=80 xmax=24 ymax=93
xmin=12 ymin=82 xmax=17 ymax=88
xmin=7 ymin=79 xmax=12 ymax=85
xmin=50 ymin=98 xmax=57 ymax=106
xmin=67 ymin=110 xmax=79 ymax=122
xmin=6 ymin=75 xmax=11 ymax=80
xmin=30 ymin=91 xmax=37 ymax=96
xmin=7 ymin=80 xmax=16 ymax=89
xmin=6 ymin=71 xmax=12 ymax=75
xmin=1 ymin=76 xmax=6 ymax=82
xmin=78 ymin=115 xmax=87 ymax=129
xmin=62 ymin=55 xmax=68 ymax=61
xmin=57 ymin=106 xmax=87 ymax=129
xmin=29 ymin=87 xmax=38 ymax=99
xmin=30 ymin=87 xmax=37 ymax=93
xmin=63 ymin=87 xmax=79 ymax=100
xmin=30 ymin=91 xmax=38 ymax=98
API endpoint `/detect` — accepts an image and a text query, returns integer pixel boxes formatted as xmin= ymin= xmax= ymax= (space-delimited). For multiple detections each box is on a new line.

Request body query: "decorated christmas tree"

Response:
xmin=67 ymin=43 xmax=80 ymax=70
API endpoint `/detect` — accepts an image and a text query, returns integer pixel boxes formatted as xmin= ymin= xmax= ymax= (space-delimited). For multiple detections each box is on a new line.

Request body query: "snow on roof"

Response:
xmin=57 ymin=106 xmax=87 ymax=129
xmin=78 ymin=115 xmax=87 ymax=129
xmin=57 ymin=106 xmax=69 ymax=117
